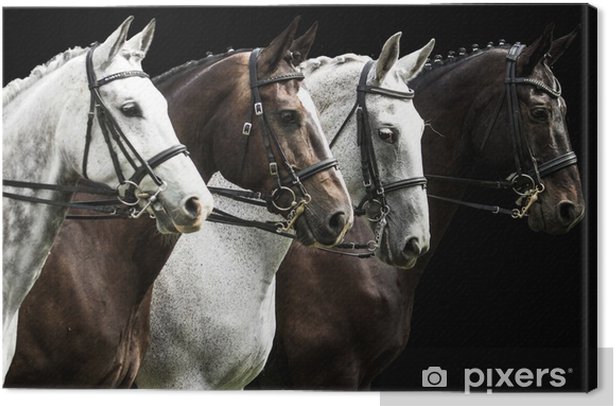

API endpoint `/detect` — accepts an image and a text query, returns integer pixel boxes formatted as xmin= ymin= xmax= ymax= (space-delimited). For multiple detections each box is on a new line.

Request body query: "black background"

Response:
xmin=3 ymin=5 xmax=596 ymax=391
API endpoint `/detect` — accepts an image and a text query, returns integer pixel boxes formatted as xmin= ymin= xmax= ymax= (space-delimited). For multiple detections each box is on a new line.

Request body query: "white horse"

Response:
xmin=137 ymin=31 xmax=433 ymax=389
xmin=2 ymin=17 xmax=213 ymax=379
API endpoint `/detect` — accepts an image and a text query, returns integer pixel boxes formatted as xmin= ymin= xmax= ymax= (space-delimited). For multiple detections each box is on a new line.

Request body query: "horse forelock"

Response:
xmin=3 ymin=46 xmax=88 ymax=107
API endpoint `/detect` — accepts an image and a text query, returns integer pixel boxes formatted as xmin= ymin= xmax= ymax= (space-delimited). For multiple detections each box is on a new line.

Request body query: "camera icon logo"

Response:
xmin=422 ymin=366 xmax=448 ymax=388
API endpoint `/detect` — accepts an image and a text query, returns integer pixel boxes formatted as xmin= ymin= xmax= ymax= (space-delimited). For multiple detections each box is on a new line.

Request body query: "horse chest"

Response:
xmin=140 ymin=183 xmax=293 ymax=389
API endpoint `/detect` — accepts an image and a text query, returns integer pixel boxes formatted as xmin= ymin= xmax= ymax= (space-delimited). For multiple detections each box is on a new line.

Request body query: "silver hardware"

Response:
xmin=269 ymin=163 xmax=278 ymax=176
xmin=271 ymin=186 xmax=297 ymax=211
xmin=510 ymin=173 xmax=536 ymax=196
xmin=116 ymin=180 xmax=142 ymax=206
xmin=242 ymin=122 xmax=252 ymax=135
xmin=254 ymin=102 xmax=263 ymax=116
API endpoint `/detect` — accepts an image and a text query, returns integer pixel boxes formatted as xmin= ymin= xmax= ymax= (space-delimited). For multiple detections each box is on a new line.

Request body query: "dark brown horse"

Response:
xmin=5 ymin=18 xmax=353 ymax=388
xmin=255 ymin=25 xmax=585 ymax=389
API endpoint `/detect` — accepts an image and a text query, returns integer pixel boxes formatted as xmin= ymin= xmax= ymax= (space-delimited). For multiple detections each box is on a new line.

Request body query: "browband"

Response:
xmin=92 ymin=71 xmax=150 ymax=89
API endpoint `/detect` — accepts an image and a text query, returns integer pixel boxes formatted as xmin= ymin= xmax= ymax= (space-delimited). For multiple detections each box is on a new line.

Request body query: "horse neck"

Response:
xmin=413 ymin=60 xmax=485 ymax=174
xmin=411 ymin=55 xmax=499 ymax=256
xmin=2 ymin=58 xmax=85 ymax=318
xmin=156 ymin=57 xmax=245 ymax=183
xmin=3 ymin=58 xmax=84 ymax=186
xmin=302 ymin=61 xmax=367 ymax=200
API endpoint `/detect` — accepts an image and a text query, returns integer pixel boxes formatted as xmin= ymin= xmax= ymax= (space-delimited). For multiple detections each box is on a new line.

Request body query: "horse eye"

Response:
xmin=120 ymin=102 xmax=142 ymax=118
xmin=280 ymin=110 xmax=298 ymax=125
xmin=531 ymin=107 xmax=549 ymax=122
xmin=378 ymin=127 xmax=397 ymax=144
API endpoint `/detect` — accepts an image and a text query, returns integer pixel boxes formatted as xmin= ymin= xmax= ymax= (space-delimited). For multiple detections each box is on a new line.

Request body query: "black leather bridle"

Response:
xmin=426 ymin=42 xmax=578 ymax=218
xmin=3 ymin=42 xmax=190 ymax=219
xmin=211 ymin=48 xmax=339 ymax=232
xmin=320 ymin=60 xmax=427 ymax=255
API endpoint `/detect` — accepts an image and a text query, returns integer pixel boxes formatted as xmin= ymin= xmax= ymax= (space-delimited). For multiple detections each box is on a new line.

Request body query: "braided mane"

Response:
xmin=300 ymin=53 xmax=370 ymax=74
xmin=414 ymin=41 xmax=512 ymax=79
xmin=153 ymin=49 xmax=247 ymax=85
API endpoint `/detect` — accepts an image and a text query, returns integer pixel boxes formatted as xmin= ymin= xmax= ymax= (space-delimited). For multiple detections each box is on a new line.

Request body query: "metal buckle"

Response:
xmin=269 ymin=163 xmax=278 ymax=176
xmin=242 ymin=122 xmax=252 ymax=135
xmin=254 ymin=102 xmax=263 ymax=116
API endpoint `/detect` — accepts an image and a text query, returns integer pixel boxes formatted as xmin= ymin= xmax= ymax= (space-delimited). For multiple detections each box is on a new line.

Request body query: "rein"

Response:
xmin=425 ymin=42 xmax=578 ymax=218
xmin=3 ymin=43 xmax=189 ymax=219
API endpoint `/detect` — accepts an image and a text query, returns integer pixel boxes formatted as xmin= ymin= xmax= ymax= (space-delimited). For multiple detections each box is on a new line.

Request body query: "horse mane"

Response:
xmin=413 ymin=42 xmax=511 ymax=81
xmin=3 ymin=46 xmax=88 ymax=106
xmin=153 ymin=49 xmax=249 ymax=85
xmin=300 ymin=53 xmax=370 ymax=74
xmin=153 ymin=47 xmax=304 ymax=85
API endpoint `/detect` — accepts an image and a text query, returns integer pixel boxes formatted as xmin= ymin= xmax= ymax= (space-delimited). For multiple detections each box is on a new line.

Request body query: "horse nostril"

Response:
xmin=181 ymin=196 xmax=202 ymax=221
xmin=327 ymin=211 xmax=348 ymax=235
xmin=557 ymin=200 xmax=577 ymax=225
xmin=404 ymin=237 xmax=421 ymax=257
xmin=403 ymin=237 xmax=428 ymax=258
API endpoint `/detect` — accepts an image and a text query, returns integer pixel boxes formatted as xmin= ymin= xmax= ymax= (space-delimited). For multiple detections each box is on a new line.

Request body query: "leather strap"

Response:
xmin=4 ymin=42 xmax=187 ymax=218
xmin=424 ymin=41 xmax=577 ymax=218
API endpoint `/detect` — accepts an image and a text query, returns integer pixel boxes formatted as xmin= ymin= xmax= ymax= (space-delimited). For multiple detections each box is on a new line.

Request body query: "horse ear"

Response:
xmin=375 ymin=32 xmax=401 ymax=84
xmin=396 ymin=38 xmax=435 ymax=81
xmin=124 ymin=19 xmax=156 ymax=62
xmin=518 ymin=23 xmax=554 ymax=76
xmin=259 ymin=16 xmax=300 ymax=73
xmin=290 ymin=21 xmax=319 ymax=65
xmin=546 ymin=25 xmax=579 ymax=67
xmin=96 ymin=16 xmax=133 ymax=68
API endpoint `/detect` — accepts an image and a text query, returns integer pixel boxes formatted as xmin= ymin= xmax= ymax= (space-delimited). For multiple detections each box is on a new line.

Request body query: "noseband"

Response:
xmin=3 ymin=43 xmax=189 ymax=219
xmin=427 ymin=42 xmax=578 ymax=218
xmin=327 ymin=60 xmax=427 ymax=254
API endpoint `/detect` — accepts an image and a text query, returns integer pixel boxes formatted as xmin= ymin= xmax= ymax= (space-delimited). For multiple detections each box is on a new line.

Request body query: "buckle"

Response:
xmin=242 ymin=122 xmax=252 ymax=135
xmin=269 ymin=162 xmax=278 ymax=176
xmin=254 ymin=102 xmax=263 ymax=116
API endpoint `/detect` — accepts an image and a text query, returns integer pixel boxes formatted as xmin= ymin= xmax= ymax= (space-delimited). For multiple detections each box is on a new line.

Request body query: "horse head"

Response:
xmin=69 ymin=17 xmax=213 ymax=233
xmin=205 ymin=18 xmax=353 ymax=247
xmin=297 ymin=32 xmax=434 ymax=268
xmin=468 ymin=24 xmax=584 ymax=234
